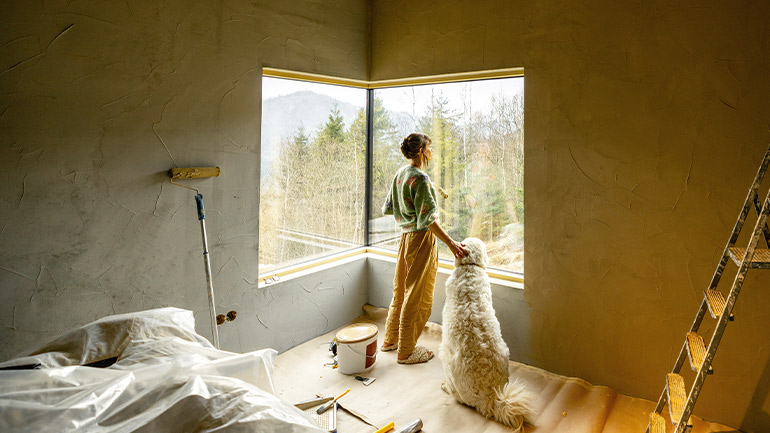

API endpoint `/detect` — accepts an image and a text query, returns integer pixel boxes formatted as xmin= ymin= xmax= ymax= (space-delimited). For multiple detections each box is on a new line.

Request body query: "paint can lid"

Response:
xmin=335 ymin=323 xmax=378 ymax=344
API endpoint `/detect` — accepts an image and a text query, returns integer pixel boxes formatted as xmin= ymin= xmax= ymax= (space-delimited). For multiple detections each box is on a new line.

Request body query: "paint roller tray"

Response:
xmin=295 ymin=396 xmax=337 ymax=432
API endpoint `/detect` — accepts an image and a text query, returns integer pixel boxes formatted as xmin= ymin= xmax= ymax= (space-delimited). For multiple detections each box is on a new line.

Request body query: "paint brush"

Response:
xmin=373 ymin=421 xmax=395 ymax=433
xmin=316 ymin=388 xmax=350 ymax=414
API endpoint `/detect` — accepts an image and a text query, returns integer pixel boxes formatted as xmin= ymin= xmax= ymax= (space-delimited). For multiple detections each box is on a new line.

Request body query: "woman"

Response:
xmin=381 ymin=133 xmax=467 ymax=364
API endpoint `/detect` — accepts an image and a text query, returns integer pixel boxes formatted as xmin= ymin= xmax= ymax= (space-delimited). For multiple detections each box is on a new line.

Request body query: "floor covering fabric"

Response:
xmin=274 ymin=305 xmax=738 ymax=433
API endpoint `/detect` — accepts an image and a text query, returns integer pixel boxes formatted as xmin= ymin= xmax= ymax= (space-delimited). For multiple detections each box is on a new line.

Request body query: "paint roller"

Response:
xmin=168 ymin=166 xmax=222 ymax=349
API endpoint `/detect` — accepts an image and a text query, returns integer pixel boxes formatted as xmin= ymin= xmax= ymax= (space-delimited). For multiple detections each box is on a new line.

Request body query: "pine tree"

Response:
xmin=350 ymin=98 xmax=400 ymax=244
xmin=276 ymin=126 xmax=313 ymax=262
xmin=419 ymin=91 xmax=468 ymax=241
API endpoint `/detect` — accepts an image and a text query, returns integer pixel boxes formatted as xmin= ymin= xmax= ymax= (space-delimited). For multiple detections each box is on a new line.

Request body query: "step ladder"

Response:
xmin=646 ymin=143 xmax=770 ymax=433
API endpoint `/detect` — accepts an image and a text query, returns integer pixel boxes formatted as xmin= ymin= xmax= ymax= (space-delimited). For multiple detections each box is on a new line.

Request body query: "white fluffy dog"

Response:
xmin=439 ymin=238 xmax=535 ymax=431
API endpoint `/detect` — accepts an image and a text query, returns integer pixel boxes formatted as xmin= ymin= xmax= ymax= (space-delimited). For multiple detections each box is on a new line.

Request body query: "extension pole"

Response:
xmin=195 ymin=193 xmax=220 ymax=349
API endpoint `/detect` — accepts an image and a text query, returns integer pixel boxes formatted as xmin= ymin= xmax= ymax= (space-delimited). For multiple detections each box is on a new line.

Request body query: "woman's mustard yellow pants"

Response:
xmin=383 ymin=230 xmax=438 ymax=357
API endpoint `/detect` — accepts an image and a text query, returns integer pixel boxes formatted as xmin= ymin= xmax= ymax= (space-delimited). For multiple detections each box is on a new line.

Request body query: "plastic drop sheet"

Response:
xmin=0 ymin=307 xmax=325 ymax=433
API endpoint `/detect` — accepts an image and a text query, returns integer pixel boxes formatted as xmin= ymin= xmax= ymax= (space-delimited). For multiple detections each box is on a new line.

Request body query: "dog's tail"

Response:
xmin=489 ymin=379 xmax=536 ymax=431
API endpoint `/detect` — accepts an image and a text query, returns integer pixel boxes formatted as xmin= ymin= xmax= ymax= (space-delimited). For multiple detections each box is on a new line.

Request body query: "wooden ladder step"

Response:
xmin=685 ymin=332 xmax=706 ymax=371
xmin=649 ymin=412 xmax=667 ymax=433
xmin=704 ymin=289 xmax=726 ymax=319
xmin=666 ymin=373 xmax=687 ymax=424
xmin=727 ymin=247 xmax=770 ymax=268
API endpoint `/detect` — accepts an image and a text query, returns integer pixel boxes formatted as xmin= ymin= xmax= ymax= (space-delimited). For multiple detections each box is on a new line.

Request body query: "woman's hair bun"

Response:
xmin=401 ymin=133 xmax=431 ymax=160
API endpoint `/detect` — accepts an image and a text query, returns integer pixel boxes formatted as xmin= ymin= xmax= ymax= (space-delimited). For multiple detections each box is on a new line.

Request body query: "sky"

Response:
xmin=262 ymin=77 xmax=366 ymax=106
xmin=262 ymin=76 xmax=524 ymax=119
xmin=376 ymin=78 xmax=524 ymax=116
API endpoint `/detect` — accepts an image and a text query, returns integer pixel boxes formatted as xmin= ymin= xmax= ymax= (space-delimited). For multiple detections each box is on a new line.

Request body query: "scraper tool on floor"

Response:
xmin=355 ymin=375 xmax=376 ymax=385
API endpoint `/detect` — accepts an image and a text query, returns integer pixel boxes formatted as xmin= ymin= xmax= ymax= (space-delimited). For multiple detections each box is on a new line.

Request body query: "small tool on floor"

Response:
xmin=393 ymin=418 xmax=423 ymax=433
xmin=295 ymin=396 xmax=337 ymax=433
xmin=316 ymin=388 xmax=350 ymax=414
xmin=355 ymin=375 xmax=376 ymax=386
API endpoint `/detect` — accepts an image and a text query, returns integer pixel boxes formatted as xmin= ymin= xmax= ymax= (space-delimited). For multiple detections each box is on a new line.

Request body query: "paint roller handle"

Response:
xmin=195 ymin=194 xmax=205 ymax=220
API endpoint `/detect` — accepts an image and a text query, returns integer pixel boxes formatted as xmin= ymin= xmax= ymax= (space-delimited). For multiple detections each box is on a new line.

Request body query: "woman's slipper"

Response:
xmin=381 ymin=343 xmax=398 ymax=352
xmin=397 ymin=346 xmax=434 ymax=364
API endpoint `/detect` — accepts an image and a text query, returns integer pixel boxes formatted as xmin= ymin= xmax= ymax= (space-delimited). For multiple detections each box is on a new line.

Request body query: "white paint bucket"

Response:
xmin=335 ymin=323 xmax=378 ymax=375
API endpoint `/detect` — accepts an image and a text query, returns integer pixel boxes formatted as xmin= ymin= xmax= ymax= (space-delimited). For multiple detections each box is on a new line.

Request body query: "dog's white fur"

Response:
xmin=439 ymin=238 xmax=535 ymax=431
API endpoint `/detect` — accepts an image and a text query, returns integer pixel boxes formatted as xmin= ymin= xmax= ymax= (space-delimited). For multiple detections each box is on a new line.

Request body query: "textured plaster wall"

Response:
xmin=0 ymin=1 xmax=366 ymax=360
xmin=3 ymin=0 xmax=770 ymax=429
xmin=249 ymin=259 xmax=368 ymax=354
xmin=371 ymin=0 xmax=770 ymax=429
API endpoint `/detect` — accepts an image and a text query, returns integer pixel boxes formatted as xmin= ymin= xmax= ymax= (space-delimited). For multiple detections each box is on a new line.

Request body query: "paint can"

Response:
xmin=334 ymin=323 xmax=378 ymax=375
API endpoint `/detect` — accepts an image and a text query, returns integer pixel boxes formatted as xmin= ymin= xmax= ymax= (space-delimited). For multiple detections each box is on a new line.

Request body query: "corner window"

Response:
xmin=260 ymin=71 xmax=524 ymax=277
xmin=259 ymin=77 xmax=367 ymax=274
xmin=371 ymin=78 xmax=524 ymax=273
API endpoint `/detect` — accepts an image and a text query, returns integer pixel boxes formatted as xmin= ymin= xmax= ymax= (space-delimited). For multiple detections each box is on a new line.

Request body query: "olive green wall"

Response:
xmin=370 ymin=0 xmax=770 ymax=429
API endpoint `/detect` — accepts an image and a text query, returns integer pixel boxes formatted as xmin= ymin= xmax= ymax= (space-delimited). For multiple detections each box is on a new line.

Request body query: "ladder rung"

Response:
xmin=685 ymin=332 xmax=706 ymax=372
xmin=704 ymin=289 xmax=726 ymax=319
xmin=648 ymin=412 xmax=666 ymax=433
xmin=727 ymin=247 xmax=770 ymax=268
xmin=666 ymin=373 xmax=687 ymax=424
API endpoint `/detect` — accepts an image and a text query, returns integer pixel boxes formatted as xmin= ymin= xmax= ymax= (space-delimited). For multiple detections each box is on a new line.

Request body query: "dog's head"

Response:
xmin=456 ymin=237 xmax=489 ymax=268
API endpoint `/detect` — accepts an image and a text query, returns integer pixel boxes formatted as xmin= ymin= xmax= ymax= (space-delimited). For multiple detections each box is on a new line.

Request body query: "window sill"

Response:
xmin=258 ymin=247 xmax=524 ymax=290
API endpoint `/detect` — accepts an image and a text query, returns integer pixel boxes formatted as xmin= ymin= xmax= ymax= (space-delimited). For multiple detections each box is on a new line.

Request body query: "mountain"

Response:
xmin=260 ymin=90 xmax=422 ymax=180
xmin=261 ymin=91 xmax=363 ymax=176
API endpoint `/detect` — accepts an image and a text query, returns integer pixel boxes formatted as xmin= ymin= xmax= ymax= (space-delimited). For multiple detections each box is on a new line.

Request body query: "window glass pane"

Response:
xmin=260 ymin=77 xmax=367 ymax=274
xmin=371 ymin=78 xmax=524 ymax=273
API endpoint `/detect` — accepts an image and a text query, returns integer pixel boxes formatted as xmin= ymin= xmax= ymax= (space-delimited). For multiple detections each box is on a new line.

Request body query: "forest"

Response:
xmin=259 ymin=88 xmax=524 ymax=274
